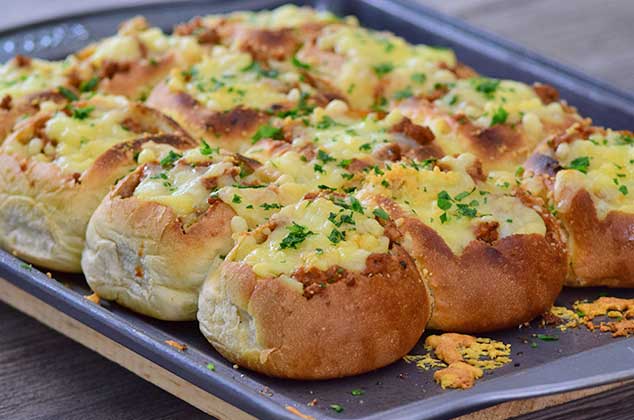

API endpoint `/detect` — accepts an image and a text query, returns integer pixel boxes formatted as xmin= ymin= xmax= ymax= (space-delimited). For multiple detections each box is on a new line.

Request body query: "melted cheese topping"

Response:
xmin=133 ymin=146 xmax=280 ymax=228
xmin=436 ymin=78 xmax=566 ymax=130
xmin=203 ymin=4 xmax=340 ymax=28
xmin=300 ymin=24 xmax=457 ymax=109
xmin=245 ymin=109 xmax=405 ymax=203
xmin=357 ymin=154 xmax=545 ymax=253
xmin=0 ymin=58 xmax=71 ymax=100
xmin=167 ymin=46 xmax=294 ymax=112
xmin=86 ymin=27 xmax=202 ymax=66
xmin=232 ymin=197 xmax=389 ymax=278
xmin=2 ymin=95 xmax=135 ymax=174
xmin=554 ymin=130 xmax=634 ymax=218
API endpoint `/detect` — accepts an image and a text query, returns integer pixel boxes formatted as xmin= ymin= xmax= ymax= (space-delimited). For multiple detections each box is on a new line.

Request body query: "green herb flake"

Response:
xmin=70 ymin=105 xmax=95 ymax=120
xmin=20 ymin=262 xmax=32 ymax=271
xmin=200 ymin=139 xmax=217 ymax=155
xmin=232 ymin=194 xmax=242 ymax=204
xmin=79 ymin=76 xmax=100 ymax=92
xmin=411 ymin=73 xmax=426 ymax=84
xmin=58 ymin=86 xmax=78 ymax=101
xmin=566 ymin=156 xmax=591 ymax=174
xmin=159 ymin=150 xmax=183 ymax=168
xmin=536 ymin=334 xmax=559 ymax=341
xmin=393 ymin=86 xmax=413 ymax=100
xmin=373 ymin=62 xmax=394 ymax=77
xmin=328 ymin=228 xmax=345 ymax=244
xmin=471 ymin=77 xmax=501 ymax=99
xmin=490 ymin=106 xmax=509 ymax=126
xmin=330 ymin=404 xmax=344 ymax=413
xmin=619 ymin=185 xmax=629 ymax=196
xmin=206 ymin=363 xmax=216 ymax=372
xmin=279 ymin=223 xmax=314 ymax=249
xmin=317 ymin=149 xmax=336 ymax=163
xmin=437 ymin=191 xmax=453 ymax=211
xmin=291 ymin=55 xmax=311 ymax=70
xmin=351 ymin=389 xmax=365 ymax=396
xmin=251 ymin=124 xmax=283 ymax=144
xmin=373 ymin=207 xmax=389 ymax=221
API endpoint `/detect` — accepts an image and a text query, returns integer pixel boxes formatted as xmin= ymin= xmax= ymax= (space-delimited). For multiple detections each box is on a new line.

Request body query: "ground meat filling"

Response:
xmin=292 ymin=252 xmax=410 ymax=299
xmin=533 ymin=83 xmax=560 ymax=105
xmin=474 ymin=221 xmax=499 ymax=244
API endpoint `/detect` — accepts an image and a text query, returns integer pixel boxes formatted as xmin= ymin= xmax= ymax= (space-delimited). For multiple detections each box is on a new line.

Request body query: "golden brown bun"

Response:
xmin=82 ymin=166 xmax=236 ymax=320
xmin=556 ymin=189 xmax=634 ymax=287
xmin=0 ymin=101 xmax=194 ymax=271
xmin=0 ymin=90 xmax=67 ymax=143
xmin=525 ymin=123 xmax=634 ymax=287
xmin=146 ymin=82 xmax=269 ymax=152
xmin=374 ymin=194 xmax=566 ymax=333
xmin=198 ymin=235 xmax=431 ymax=379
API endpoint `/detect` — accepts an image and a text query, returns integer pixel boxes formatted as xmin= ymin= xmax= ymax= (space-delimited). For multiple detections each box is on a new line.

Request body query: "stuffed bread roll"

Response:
xmin=0 ymin=94 xmax=193 ymax=271
xmin=82 ymin=144 xmax=282 ymax=320
xmin=397 ymin=78 xmax=581 ymax=172
xmin=243 ymin=105 xmax=445 ymax=203
xmin=197 ymin=194 xmax=431 ymax=379
xmin=70 ymin=16 xmax=204 ymax=101
xmin=356 ymin=153 xmax=566 ymax=333
xmin=525 ymin=122 xmax=634 ymax=287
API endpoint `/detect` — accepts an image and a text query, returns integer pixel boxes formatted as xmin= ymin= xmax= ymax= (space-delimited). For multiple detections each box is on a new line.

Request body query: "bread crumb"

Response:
xmin=84 ymin=293 xmax=100 ymax=304
xmin=165 ymin=340 xmax=187 ymax=351
xmin=404 ymin=333 xmax=511 ymax=390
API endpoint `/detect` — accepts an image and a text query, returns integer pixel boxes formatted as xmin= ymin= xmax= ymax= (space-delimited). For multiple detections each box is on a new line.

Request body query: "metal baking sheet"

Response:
xmin=1 ymin=1 xmax=634 ymax=419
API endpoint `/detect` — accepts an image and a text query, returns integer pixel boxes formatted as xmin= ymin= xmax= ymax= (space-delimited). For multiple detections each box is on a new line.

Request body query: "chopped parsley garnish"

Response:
xmin=565 ymin=156 xmax=590 ymax=174
xmin=232 ymin=194 xmax=242 ymax=204
xmin=317 ymin=149 xmax=336 ymax=163
xmin=242 ymin=60 xmax=278 ymax=78
xmin=313 ymin=164 xmax=324 ymax=173
xmin=20 ymin=262 xmax=32 ymax=271
xmin=393 ymin=86 xmax=413 ymax=100
xmin=276 ymin=91 xmax=314 ymax=118
xmin=70 ymin=105 xmax=95 ymax=120
xmin=373 ymin=62 xmax=394 ymax=77
xmin=490 ymin=106 xmax=509 ymax=126
xmin=79 ymin=76 xmax=100 ymax=92
xmin=411 ymin=73 xmax=426 ymax=84
xmin=328 ymin=228 xmax=345 ymax=244
xmin=330 ymin=404 xmax=344 ymax=413
xmin=536 ymin=334 xmax=559 ymax=341
xmin=437 ymin=191 xmax=453 ymax=211
xmin=58 ymin=86 xmax=78 ymax=101
xmin=515 ymin=166 xmax=525 ymax=177
xmin=471 ymin=77 xmax=500 ymax=99
xmin=619 ymin=185 xmax=629 ymax=195
xmin=206 ymin=363 xmax=216 ymax=372
xmin=359 ymin=143 xmax=372 ymax=152
xmin=318 ymin=184 xmax=336 ymax=191
xmin=160 ymin=150 xmax=183 ymax=168
xmin=200 ymin=139 xmax=218 ymax=155
xmin=291 ymin=55 xmax=311 ymax=70
xmin=350 ymin=196 xmax=364 ymax=214
xmin=373 ymin=207 xmax=389 ymax=221
xmin=316 ymin=115 xmax=339 ymax=129
xmin=260 ymin=202 xmax=281 ymax=210
xmin=251 ymin=124 xmax=283 ymax=144
xmin=351 ymin=389 xmax=365 ymax=396
xmin=338 ymin=159 xmax=352 ymax=169
xmin=279 ymin=223 xmax=314 ymax=249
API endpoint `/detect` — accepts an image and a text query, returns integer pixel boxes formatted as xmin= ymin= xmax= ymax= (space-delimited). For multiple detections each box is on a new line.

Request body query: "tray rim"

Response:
xmin=2 ymin=1 xmax=634 ymax=419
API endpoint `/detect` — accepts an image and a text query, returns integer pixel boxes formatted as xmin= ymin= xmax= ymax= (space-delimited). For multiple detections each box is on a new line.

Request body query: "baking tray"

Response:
xmin=1 ymin=1 xmax=634 ymax=419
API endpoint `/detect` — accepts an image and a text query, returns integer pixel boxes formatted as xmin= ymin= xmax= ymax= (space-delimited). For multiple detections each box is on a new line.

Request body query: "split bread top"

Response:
xmin=0 ymin=4 xmax=632 ymax=380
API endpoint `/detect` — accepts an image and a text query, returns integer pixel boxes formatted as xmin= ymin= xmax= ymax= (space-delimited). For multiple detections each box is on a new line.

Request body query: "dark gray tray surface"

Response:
xmin=1 ymin=1 xmax=634 ymax=419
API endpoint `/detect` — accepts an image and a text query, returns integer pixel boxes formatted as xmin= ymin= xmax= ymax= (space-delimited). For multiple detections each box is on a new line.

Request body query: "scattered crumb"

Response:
xmin=434 ymin=361 xmax=483 ymax=390
xmin=307 ymin=398 xmax=318 ymax=407
xmin=575 ymin=297 xmax=634 ymax=320
xmin=286 ymin=405 xmax=315 ymax=420
xmin=165 ymin=339 xmax=187 ymax=351
xmin=404 ymin=333 xmax=511 ymax=390
xmin=84 ymin=293 xmax=100 ymax=304
xmin=46 ymin=272 xmax=53 ymax=279
xmin=549 ymin=306 xmax=581 ymax=331
xmin=232 ymin=364 xmax=239 ymax=369
xmin=259 ymin=386 xmax=273 ymax=397
xmin=599 ymin=319 xmax=634 ymax=337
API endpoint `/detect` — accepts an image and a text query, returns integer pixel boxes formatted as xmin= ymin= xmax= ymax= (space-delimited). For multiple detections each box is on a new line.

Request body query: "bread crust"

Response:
xmin=0 ymin=120 xmax=195 ymax=272
xmin=374 ymin=195 xmax=566 ymax=333
xmin=82 ymin=166 xmax=236 ymax=320
xmin=147 ymin=82 xmax=270 ymax=152
xmin=558 ymin=189 xmax=634 ymax=287
xmin=198 ymin=240 xmax=431 ymax=379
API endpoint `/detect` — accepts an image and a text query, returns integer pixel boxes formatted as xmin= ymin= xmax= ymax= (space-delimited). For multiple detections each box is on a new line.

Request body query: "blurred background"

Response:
xmin=1 ymin=0 xmax=633 ymax=93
